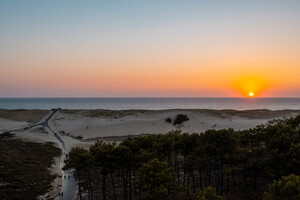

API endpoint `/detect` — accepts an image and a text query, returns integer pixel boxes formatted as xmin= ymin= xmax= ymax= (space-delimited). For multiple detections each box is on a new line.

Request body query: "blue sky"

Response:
xmin=1 ymin=0 xmax=300 ymax=97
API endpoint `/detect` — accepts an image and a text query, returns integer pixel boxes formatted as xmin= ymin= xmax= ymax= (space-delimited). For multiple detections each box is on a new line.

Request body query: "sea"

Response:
xmin=0 ymin=98 xmax=300 ymax=110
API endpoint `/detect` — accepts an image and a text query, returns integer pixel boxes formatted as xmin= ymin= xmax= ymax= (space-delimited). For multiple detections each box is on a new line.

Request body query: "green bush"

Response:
xmin=165 ymin=118 xmax=172 ymax=123
xmin=173 ymin=114 xmax=189 ymax=125
xmin=194 ymin=186 xmax=225 ymax=200
xmin=263 ymin=174 xmax=300 ymax=200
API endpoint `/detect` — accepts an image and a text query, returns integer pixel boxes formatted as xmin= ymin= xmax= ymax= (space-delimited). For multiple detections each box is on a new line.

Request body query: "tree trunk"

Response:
xmin=244 ymin=159 xmax=247 ymax=184
xmin=254 ymin=149 xmax=259 ymax=191
xmin=123 ymin=173 xmax=128 ymax=200
xmin=77 ymin=170 xmax=83 ymax=200
xmin=175 ymin=154 xmax=180 ymax=184
xmin=183 ymin=155 xmax=186 ymax=185
xmin=208 ymin=165 xmax=211 ymax=186
xmin=133 ymin=171 xmax=137 ymax=196
xmin=220 ymin=169 xmax=224 ymax=195
xmin=192 ymin=169 xmax=196 ymax=193
xmin=199 ymin=169 xmax=203 ymax=189
xmin=129 ymin=169 xmax=132 ymax=200
xmin=110 ymin=173 xmax=117 ymax=200
xmin=231 ymin=169 xmax=235 ymax=189
xmin=87 ymin=170 xmax=94 ymax=200
xmin=253 ymin=167 xmax=258 ymax=191
xmin=86 ymin=171 xmax=90 ymax=200
xmin=225 ymin=172 xmax=230 ymax=195
xmin=216 ymin=158 xmax=221 ymax=194
xmin=102 ymin=174 xmax=107 ymax=200
xmin=220 ymin=159 xmax=224 ymax=195
xmin=186 ymin=173 xmax=191 ymax=198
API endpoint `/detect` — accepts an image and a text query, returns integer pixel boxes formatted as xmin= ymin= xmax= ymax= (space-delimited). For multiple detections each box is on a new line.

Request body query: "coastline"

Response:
xmin=1 ymin=97 xmax=300 ymax=111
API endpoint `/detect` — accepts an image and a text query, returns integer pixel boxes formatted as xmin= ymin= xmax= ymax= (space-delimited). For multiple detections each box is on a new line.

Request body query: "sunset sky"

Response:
xmin=0 ymin=0 xmax=300 ymax=97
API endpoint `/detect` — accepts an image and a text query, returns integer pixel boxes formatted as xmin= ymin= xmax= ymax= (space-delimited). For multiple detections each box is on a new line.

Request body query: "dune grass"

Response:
xmin=0 ymin=133 xmax=61 ymax=200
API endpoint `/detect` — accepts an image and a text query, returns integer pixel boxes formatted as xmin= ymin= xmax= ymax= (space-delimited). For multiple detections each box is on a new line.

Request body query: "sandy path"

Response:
xmin=1 ymin=110 xmax=81 ymax=200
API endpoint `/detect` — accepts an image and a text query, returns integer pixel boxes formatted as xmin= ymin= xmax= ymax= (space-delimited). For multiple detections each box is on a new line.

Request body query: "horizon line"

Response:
xmin=1 ymin=97 xmax=300 ymax=99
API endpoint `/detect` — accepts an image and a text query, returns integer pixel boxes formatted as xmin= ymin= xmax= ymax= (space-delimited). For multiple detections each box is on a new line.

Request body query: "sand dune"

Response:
xmin=52 ymin=109 xmax=300 ymax=139
xmin=2 ymin=109 xmax=300 ymax=141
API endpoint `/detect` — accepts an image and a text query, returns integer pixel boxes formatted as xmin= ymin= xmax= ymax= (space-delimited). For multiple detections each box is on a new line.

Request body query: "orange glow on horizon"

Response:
xmin=233 ymin=76 xmax=269 ymax=97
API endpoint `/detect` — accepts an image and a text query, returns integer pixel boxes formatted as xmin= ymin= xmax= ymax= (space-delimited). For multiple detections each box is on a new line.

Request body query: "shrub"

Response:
xmin=194 ymin=186 xmax=225 ymax=200
xmin=165 ymin=118 xmax=172 ymax=123
xmin=173 ymin=114 xmax=189 ymax=125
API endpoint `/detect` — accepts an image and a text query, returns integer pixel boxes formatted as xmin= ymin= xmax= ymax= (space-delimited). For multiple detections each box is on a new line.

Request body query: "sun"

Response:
xmin=233 ymin=75 xmax=269 ymax=98
xmin=249 ymin=92 xmax=255 ymax=97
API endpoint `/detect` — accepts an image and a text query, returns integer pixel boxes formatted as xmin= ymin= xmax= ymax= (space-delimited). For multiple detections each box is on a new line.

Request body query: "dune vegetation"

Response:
xmin=0 ymin=133 xmax=61 ymax=200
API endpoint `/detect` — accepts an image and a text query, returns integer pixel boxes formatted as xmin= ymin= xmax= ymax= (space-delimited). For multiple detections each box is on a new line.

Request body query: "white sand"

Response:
xmin=0 ymin=117 xmax=28 ymax=132
xmin=2 ymin=109 xmax=299 ymax=141
xmin=53 ymin=109 xmax=300 ymax=139
xmin=13 ymin=129 xmax=57 ymax=143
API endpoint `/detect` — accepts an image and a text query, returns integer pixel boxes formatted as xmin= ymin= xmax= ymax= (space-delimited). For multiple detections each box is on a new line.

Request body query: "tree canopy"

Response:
xmin=63 ymin=114 xmax=300 ymax=200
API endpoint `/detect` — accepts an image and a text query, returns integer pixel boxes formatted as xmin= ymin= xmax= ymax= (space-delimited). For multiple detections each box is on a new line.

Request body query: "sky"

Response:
xmin=0 ymin=0 xmax=300 ymax=97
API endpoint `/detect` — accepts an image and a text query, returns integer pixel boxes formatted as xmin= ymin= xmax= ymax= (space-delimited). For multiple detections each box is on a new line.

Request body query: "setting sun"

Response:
xmin=233 ymin=76 xmax=269 ymax=97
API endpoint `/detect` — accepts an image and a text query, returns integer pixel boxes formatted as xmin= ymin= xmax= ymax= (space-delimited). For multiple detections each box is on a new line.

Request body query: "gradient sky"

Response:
xmin=1 ymin=0 xmax=300 ymax=97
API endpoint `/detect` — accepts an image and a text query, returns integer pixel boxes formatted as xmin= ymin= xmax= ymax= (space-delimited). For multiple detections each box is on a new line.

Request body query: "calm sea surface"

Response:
xmin=0 ymin=98 xmax=299 ymax=110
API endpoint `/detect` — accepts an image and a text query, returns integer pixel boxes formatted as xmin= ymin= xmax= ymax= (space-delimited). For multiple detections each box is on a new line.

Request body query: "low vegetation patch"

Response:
xmin=60 ymin=130 xmax=83 ymax=140
xmin=166 ymin=114 xmax=189 ymax=126
xmin=0 ymin=133 xmax=61 ymax=200
xmin=165 ymin=117 xmax=172 ymax=123
xmin=173 ymin=114 xmax=189 ymax=125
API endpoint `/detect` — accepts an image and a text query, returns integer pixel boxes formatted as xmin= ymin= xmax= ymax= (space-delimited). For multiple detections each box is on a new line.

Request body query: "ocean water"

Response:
xmin=0 ymin=98 xmax=299 ymax=110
